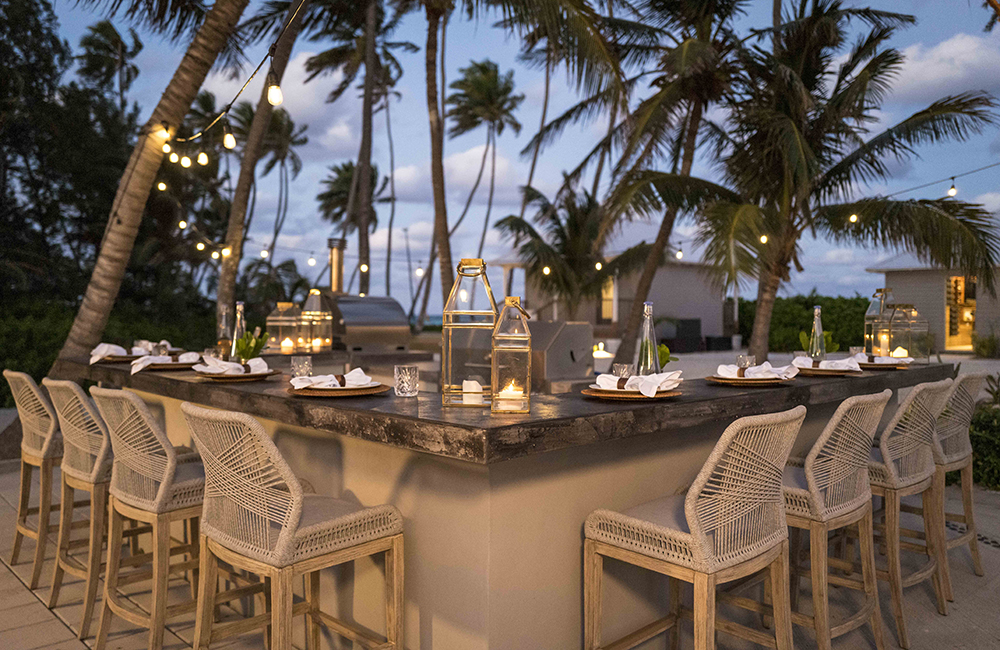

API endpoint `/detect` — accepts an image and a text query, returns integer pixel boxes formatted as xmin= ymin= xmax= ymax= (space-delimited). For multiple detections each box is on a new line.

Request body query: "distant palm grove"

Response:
xmin=4 ymin=0 xmax=1000 ymax=399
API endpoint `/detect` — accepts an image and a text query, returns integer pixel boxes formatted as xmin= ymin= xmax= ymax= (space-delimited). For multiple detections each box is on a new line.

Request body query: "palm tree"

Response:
xmin=375 ymin=78 xmax=405 ymax=296
xmin=317 ymin=160 xmax=387 ymax=239
xmin=258 ymin=109 xmax=308 ymax=259
xmin=495 ymin=185 xmax=650 ymax=319
xmin=446 ymin=59 xmax=524 ymax=263
xmin=58 ymin=0 xmax=250 ymax=361
xmin=76 ymin=20 xmax=143 ymax=112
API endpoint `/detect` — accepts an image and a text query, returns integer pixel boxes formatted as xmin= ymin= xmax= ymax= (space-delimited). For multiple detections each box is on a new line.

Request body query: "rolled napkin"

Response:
xmin=716 ymin=361 xmax=798 ymax=380
xmin=595 ymin=370 xmax=683 ymax=397
xmin=193 ymin=356 xmax=269 ymax=375
xmin=850 ymin=352 xmax=913 ymax=365
xmin=130 ymin=351 xmax=200 ymax=375
xmin=791 ymin=356 xmax=861 ymax=372
xmin=90 ymin=343 xmax=128 ymax=365
xmin=290 ymin=367 xmax=372 ymax=390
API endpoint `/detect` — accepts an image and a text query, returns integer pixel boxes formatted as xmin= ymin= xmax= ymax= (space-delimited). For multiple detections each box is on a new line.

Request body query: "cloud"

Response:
xmin=973 ymin=192 xmax=1000 ymax=212
xmin=893 ymin=33 xmax=1000 ymax=104
xmin=392 ymin=144 xmax=528 ymax=207
xmin=822 ymin=249 xmax=856 ymax=265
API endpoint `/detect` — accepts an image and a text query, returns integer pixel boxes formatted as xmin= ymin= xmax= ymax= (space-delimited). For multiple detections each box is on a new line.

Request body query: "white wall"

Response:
xmin=885 ymin=269 xmax=947 ymax=351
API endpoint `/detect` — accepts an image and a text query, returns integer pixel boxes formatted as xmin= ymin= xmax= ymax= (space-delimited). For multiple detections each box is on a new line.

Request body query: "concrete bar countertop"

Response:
xmin=53 ymin=357 xmax=953 ymax=464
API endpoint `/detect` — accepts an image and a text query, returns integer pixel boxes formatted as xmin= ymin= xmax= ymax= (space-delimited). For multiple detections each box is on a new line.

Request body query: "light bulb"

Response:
xmin=180 ymin=155 xmax=192 ymax=168
xmin=308 ymin=256 xmax=316 ymax=266
xmin=459 ymin=289 xmax=469 ymax=302
xmin=157 ymin=123 xmax=170 ymax=139
xmin=178 ymin=220 xmax=188 ymax=230
xmin=162 ymin=143 xmax=171 ymax=154
xmin=760 ymin=235 xmax=768 ymax=244
xmin=266 ymin=68 xmax=283 ymax=106
xmin=197 ymin=151 xmax=209 ymax=166
xmin=211 ymin=251 xmax=220 ymax=259
xmin=157 ymin=182 xmax=166 ymax=191
xmin=948 ymin=178 xmax=957 ymax=197
xmin=222 ymin=118 xmax=236 ymax=150
xmin=595 ymin=262 xmax=602 ymax=271
xmin=360 ymin=263 xmax=369 ymax=273
xmin=415 ymin=267 xmax=424 ymax=278
xmin=196 ymin=242 xmax=205 ymax=251
xmin=260 ymin=249 xmax=269 ymax=258
xmin=542 ymin=266 xmax=551 ymax=276
xmin=849 ymin=213 xmax=858 ymax=223
xmin=359 ymin=292 xmax=366 ymax=297
xmin=169 ymin=152 xmax=179 ymax=163
xmin=675 ymin=249 xmax=684 ymax=260
xmin=221 ymin=247 xmax=232 ymax=257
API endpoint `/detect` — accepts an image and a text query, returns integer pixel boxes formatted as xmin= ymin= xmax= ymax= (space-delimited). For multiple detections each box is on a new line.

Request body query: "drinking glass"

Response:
xmin=395 ymin=365 xmax=419 ymax=397
xmin=202 ymin=348 xmax=218 ymax=360
xmin=737 ymin=354 xmax=756 ymax=369
xmin=291 ymin=356 xmax=313 ymax=378
xmin=849 ymin=346 xmax=864 ymax=357
xmin=153 ymin=343 xmax=170 ymax=356
xmin=611 ymin=363 xmax=632 ymax=378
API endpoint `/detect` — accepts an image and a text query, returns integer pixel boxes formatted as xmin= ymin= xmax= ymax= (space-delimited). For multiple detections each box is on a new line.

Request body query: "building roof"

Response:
xmin=865 ymin=252 xmax=939 ymax=273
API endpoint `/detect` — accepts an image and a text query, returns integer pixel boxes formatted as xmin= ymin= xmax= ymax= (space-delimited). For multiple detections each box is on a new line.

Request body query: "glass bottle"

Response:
xmin=491 ymin=297 xmax=531 ymax=413
xmin=216 ymin=305 xmax=232 ymax=357
xmin=635 ymin=302 xmax=661 ymax=376
xmin=230 ymin=301 xmax=246 ymax=360
xmin=808 ymin=305 xmax=827 ymax=361
xmin=442 ymin=259 xmax=498 ymax=407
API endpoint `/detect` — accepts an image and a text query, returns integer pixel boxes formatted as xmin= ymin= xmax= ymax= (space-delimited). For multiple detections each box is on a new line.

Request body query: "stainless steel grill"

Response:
xmin=528 ymin=321 xmax=594 ymax=393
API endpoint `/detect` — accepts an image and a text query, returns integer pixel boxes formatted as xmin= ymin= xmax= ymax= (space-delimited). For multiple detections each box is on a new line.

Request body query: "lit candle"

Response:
xmin=462 ymin=379 xmax=484 ymax=405
xmin=495 ymin=380 xmax=524 ymax=411
xmin=890 ymin=346 xmax=909 ymax=358
xmin=312 ymin=338 xmax=323 ymax=353
xmin=280 ymin=337 xmax=294 ymax=355
xmin=879 ymin=333 xmax=889 ymax=357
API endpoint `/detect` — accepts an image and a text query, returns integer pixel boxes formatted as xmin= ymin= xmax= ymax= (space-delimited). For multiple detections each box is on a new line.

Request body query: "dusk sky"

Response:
xmin=52 ymin=0 xmax=1000 ymax=311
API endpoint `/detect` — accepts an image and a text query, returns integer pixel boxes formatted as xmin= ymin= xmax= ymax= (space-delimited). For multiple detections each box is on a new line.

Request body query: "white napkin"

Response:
xmin=193 ymin=357 xmax=269 ymax=375
xmin=596 ymin=370 xmax=683 ymax=397
xmin=850 ymin=352 xmax=913 ymax=365
xmin=90 ymin=343 xmax=128 ymax=365
xmin=716 ymin=361 xmax=798 ymax=380
xmin=291 ymin=367 xmax=371 ymax=390
xmin=792 ymin=357 xmax=861 ymax=372
xmin=130 ymin=352 xmax=199 ymax=375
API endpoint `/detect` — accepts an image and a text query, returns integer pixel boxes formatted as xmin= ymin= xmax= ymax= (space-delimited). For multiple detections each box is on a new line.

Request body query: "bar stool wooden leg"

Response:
xmin=884 ymin=490 xmax=908 ymax=649
xmin=932 ymin=468 xmax=954 ymax=602
xmin=960 ymin=462 xmax=984 ymax=576
xmin=147 ymin=514 xmax=171 ymax=650
xmin=271 ymin=568 xmax=295 ymax=650
xmin=11 ymin=459 xmax=32 ymax=565
xmin=770 ymin=541 xmax=794 ymax=650
xmin=583 ymin=538 xmax=602 ymax=650
xmin=96 ymin=499 xmax=124 ymax=650
xmin=809 ymin=522 xmax=832 ymax=650
xmin=385 ymin=535 xmax=404 ymax=648
xmin=193 ymin=535 xmax=217 ymax=650
xmin=79 ymin=483 xmax=107 ymax=639
xmin=48 ymin=475 xmax=75 ymax=608
xmin=858 ymin=507 xmax=886 ymax=650
xmin=788 ymin=527 xmax=802 ymax=613
xmin=306 ymin=571 xmax=321 ymax=650
xmin=30 ymin=457 xmax=55 ymax=589
xmin=188 ymin=517 xmax=200 ymax=600
xmin=921 ymin=485 xmax=948 ymax=616
xmin=693 ymin=572 xmax=717 ymax=650
xmin=669 ymin=577 xmax=681 ymax=650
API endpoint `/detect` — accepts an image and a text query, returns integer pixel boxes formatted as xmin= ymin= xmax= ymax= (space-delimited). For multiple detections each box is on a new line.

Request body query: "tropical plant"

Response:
xmin=76 ymin=20 xmax=143 ymax=112
xmin=317 ymin=161 xmax=388 ymax=238
xmin=798 ymin=330 xmax=840 ymax=354
xmin=495 ymin=185 xmax=651 ymax=319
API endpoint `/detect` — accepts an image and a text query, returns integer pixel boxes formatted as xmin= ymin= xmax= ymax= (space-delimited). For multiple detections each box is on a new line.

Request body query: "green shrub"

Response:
xmin=970 ymin=404 xmax=1000 ymax=490
xmin=973 ymin=332 xmax=1000 ymax=358
xmin=739 ymin=291 xmax=867 ymax=352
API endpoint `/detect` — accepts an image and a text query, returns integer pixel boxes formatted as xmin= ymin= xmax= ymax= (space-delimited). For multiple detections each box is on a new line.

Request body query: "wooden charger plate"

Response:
xmin=705 ymin=376 xmax=793 ymax=387
xmin=196 ymin=369 xmax=282 ymax=383
xmin=95 ymin=355 xmax=144 ymax=363
xmin=287 ymin=384 xmax=391 ymax=398
xmin=857 ymin=362 xmax=910 ymax=371
xmin=142 ymin=362 xmax=199 ymax=371
xmin=795 ymin=367 xmax=861 ymax=377
xmin=581 ymin=388 xmax=681 ymax=401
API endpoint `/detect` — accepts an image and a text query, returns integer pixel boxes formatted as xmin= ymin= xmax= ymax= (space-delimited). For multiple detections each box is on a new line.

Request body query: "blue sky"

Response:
xmin=51 ymin=0 xmax=1000 ymax=311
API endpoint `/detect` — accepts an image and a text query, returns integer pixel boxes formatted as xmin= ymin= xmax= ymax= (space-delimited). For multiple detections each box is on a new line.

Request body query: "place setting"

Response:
xmin=791 ymin=349 xmax=863 ymax=376
xmin=287 ymin=366 xmax=390 ymax=398
xmin=582 ymin=363 xmax=683 ymax=401
xmin=705 ymin=354 xmax=799 ymax=387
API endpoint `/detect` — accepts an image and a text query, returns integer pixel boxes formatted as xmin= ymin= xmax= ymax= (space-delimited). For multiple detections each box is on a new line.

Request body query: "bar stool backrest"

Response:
xmin=805 ymin=390 xmax=892 ymax=519
xmin=91 ymin=387 xmax=179 ymax=512
xmin=3 ymin=370 xmax=59 ymax=458
xmin=685 ymin=405 xmax=806 ymax=573
xmin=877 ymin=378 xmax=952 ymax=488
xmin=935 ymin=373 xmax=987 ymax=466
xmin=43 ymin=379 xmax=111 ymax=484
xmin=180 ymin=402 xmax=304 ymax=567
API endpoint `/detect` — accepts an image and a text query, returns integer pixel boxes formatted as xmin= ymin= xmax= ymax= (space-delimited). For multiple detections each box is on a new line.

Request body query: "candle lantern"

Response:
xmin=265 ymin=302 xmax=302 ymax=353
xmin=301 ymin=289 xmax=333 ymax=353
xmin=491 ymin=297 xmax=531 ymax=414
xmin=881 ymin=303 xmax=929 ymax=362
xmin=442 ymin=259 xmax=498 ymax=407
xmin=864 ymin=288 xmax=894 ymax=355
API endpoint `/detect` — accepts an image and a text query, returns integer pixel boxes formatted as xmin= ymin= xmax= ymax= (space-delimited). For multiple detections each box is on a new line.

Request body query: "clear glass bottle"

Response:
xmin=442 ymin=259 xmax=498 ymax=407
xmin=230 ymin=301 xmax=246 ymax=360
xmin=491 ymin=297 xmax=531 ymax=413
xmin=864 ymin=288 xmax=893 ymax=356
xmin=216 ymin=305 xmax=232 ymax=357
xmin=635 ymin=302 xmax=661 ymax=376
xmin=808 ymin=305 xmax=826 ymax=360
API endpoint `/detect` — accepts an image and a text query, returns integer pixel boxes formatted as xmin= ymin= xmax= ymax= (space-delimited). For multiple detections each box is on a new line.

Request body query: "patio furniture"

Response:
xmin=867 ymin=378 xmax=953 ymax=649
xmin=3 ymin=370 xmax=62 ymax=590
xmin=180 ymin=402 xmax=405 ymax=650
xmin=583 ymin=405 xmax=806 ymax=650
xmin=783 ymin=390 xmax=892 ymax=650
xmin=90 ymin=387 xmax=205 ymax=650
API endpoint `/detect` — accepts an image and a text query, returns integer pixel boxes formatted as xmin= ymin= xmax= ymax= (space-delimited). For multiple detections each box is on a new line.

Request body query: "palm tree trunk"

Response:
xmin=425 ymin=4 xmax=455 ymax=304
xmin=990 ymin=0 xmax=1000 ymax=20
xmin=611 ymin=100 xmax=703 ymax=366
xmin=356 ymin=0 xmax=377 ymax=296
xmin=451 ymin=132 xmax=491 ymax=234
xmin=416 ymin=238 xmax=436 ymax=330
xmin=748 ymin=264 xmax=782 ymax=361
xmin=476 ymin=127 xmax=497 ymax=259
xmin=385 ymin=91 xmax=397 ymax=296
xmin=215 ymin=0 xmax=308 ymax=325
xmin=590 ymin=0 xmax=617 ymax=198
xmin=58 ymin=0 xmax=249 ymax=360
xmin=772 ymin=0 xmax=781 ymax=51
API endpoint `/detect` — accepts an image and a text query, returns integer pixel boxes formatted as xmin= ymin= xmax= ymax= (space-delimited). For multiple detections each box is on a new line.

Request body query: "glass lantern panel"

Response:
xmin=301 ymin=289 xmax=333 ymax=353
xmin=492 ymin=297 xmax=531 ymax=413
xmin=442 ymin=259 xmax=498 ymax=407
xmin=888 ymin=304 xmax=912 ymax=359
xmin=266 ymin=302 xmax=302 ymax=352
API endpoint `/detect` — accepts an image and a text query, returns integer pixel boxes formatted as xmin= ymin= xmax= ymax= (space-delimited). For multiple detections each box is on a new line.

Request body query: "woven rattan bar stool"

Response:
xmin=584 ymin=406 xmax=806 ymax=650
xmin=181 ymin=402 xmax=405 ymax=650
xmin=782 ymin=390 xmax=892 ymax=650
xmin=3 ymin=370 xmax=63 ymax=590
xmin=91 ymin=387 xmax=205 ymax=650
xmin=864 ymin=378 xmax=953 ymax=649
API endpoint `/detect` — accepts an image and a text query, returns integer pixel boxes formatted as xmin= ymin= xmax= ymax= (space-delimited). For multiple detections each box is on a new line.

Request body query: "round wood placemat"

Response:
xmin=96 ymin=355 xmax=143 ymax=363
xmin=143 ymin=362 xmax=198 ymax=371
xmin=581 ymin=388 xmax=682 ymax=401
xmin=196 ymin=370 xmax=282 ymax=383
xmin=287 ymin=384 xmax=391 ymax=398
xmin=857 ymin=363 xmax=909 ymax=370
xmin=705 ymin=376 xmax=793 ymax=387
xmin=795 ymin=367 xmax=860 ymax=377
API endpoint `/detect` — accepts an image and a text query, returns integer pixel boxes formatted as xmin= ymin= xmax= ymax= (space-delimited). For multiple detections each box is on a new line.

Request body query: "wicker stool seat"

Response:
xmin=781 ymin=390 xmax=892 ymax=650
xmin=181 ymin=402 xmax=404 ymax=650
xmin=584 ymin=406 xmax=806 ymax=650
xmin=3 ymin=370 xmax=63 ymax=590
xmin=90 ymin=387 xmax=205 ymax=650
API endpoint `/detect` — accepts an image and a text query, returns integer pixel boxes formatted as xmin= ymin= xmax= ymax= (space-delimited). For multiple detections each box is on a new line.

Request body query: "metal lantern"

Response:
xmin=441 ymin=259 xmax=498 ymax=407
xmin=491 ymin=297 xmax=531 ymax=414
xmin=265 ymin=302 xmax=302 ymax=354
xmin=864 ymin=288 xmax=894 ymax=356
xmin=301 ymin=289 xmax=334 ymax=353
xmin=871 ymin=302 xmax=929 ymax=362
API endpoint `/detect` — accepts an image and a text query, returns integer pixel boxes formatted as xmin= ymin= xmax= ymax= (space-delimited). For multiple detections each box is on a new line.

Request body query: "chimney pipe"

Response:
xmin=328 ymin=238 xmax=347 ymax=293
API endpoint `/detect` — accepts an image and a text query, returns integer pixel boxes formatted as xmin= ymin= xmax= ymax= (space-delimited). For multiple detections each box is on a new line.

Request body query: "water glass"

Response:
xmin=611 ymin=363 xmax=632 ymax=378
xmin=202 ymin=348 xmax=218 ymax=360
xmin=849 ymin=346 xmax=865 ymax=357
xmin=291 ymin=356 xmax=312 ymax=378
xmin=395 ymin=365 xmax=419 ymax=397
xmin=737 ymin=354 xmax=756 ymax=369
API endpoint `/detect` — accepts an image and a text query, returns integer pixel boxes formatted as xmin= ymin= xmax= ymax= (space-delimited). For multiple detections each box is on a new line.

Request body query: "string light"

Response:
xmin=594 ymin=261 xmax=602 ymax=271
xmin=180 ymin=155 xmax=192 ymax=168
xmin=760 ymin=235 xmax=768 ymax=244
xmin=307 ymin=254 xmax=316 ymax=266
xmin=157 ymin=182 xmax=167 ymax=191
xmin=211 ymin=251 xmax=220 ymax=259
xmin=359 ymin=292 xmax=366 ymax=297
xmin=197 ymin=151 xmax=209 ymax=166
xmin=542 ymin=266 xmax=551 ymax=275
xmin=157 ymin=122 xmax=170 ymax=139
xmin=196 ymin=242 xmax=205 ymax=251
xmin=222 ymin=118 xmax=237 ymax=150
xmin=415 ymin=266 xmax=424 ymax=278
xmin=266 ymin=68 xmax=283 ymax=106
xmin=260 ymin=249 xmax=269 ymax=258
xmin=675 ymin=248 xmax=684 ymax=260
xmin=162 ymin=143 xmax=171 ymax=153
xmin=222 ymin=247 xmax=232 ymax=257
xmin=948 ymin=177 xmax=957 ymax=197
xmin=178 ymin=220 xmax=188 ymax=229
xmin=169 ymin=152 xmax=179 ymax=163
xmin=360 ymin=263 xmax=369 ymax=273
xmin=849 ymin=213 xmax=858 ymax=223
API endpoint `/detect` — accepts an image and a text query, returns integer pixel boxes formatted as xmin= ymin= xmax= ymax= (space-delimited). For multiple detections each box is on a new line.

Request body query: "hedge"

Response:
xmin=739 ymin=291 xmax=867 ymax=352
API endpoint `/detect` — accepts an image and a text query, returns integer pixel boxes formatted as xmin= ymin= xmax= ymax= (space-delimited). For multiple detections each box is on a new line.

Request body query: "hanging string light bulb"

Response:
xmin=675 ymin=246 xmax=684 ymax=260
xmin=542 ymin=266 xmax=551 ymax=276
xmin=849 ymin=213 xmax=858 ymax=223
xmin=162 ymin=143 xmax=171 ymax=154
xmin=211 ymin=250 xmax=220 ymax=260
xmin=178 ymin=220 xmax=188 ymax=230
xmin=260 ymin=249 xmax=269 ymax=258
xmin=222 ymin=247 xmax=232 ymax=257
xmin=169 ymin=152 xmax=179 ymax=164
xmin=180 ymin=155 xmax=192 ymax=168
xmin=360 ymin=263 xmax=369 ymax=273
xmin=948 ymin=177 xmax=957 ymax=197
xmin=157 ymin=182 xmax=167 ymax=191
xmin=760 ymin=235 xmax=769 ymax=244
xmin=595 ymin=261 xmax=602 ymax=271
xmin=197 ymin=151 xmax=209 ymax=166
xmin=196 ymin=242 xmax=206 ymax=251
xmin=266 ymin=67 xmax=283 ymax=106
xmin=157 ymin=122 xmax=170 ymax=139
xmin=307 ymin=253 xmax=317 ymax=266
xmin=415 ymin=265 xmax=424 ymax=278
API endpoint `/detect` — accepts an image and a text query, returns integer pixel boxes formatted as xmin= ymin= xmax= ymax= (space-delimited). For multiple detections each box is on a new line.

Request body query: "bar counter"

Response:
xmin=53 ymin=358 xmax=953 ymax=649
